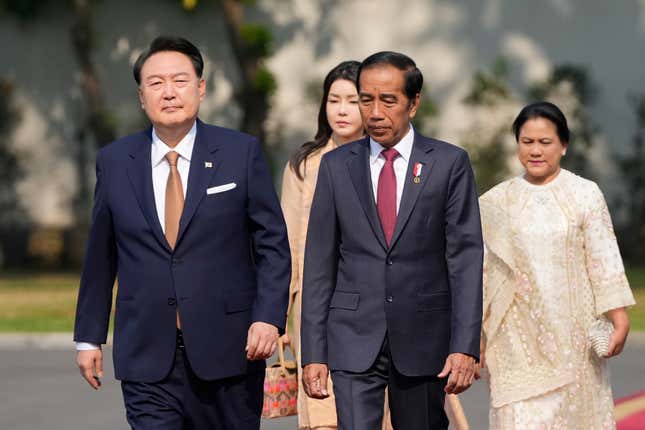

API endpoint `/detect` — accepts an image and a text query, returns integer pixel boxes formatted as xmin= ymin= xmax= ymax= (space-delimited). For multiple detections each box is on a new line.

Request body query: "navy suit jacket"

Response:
xmin=301 ymin=133 xmax=483 ymax=377
xmin=74 ymin=120 xmax=290 ymax=383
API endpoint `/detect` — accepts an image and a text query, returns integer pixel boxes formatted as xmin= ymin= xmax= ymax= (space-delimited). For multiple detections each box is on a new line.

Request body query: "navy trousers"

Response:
xmin=121 ymin=332 xmax=265 ymax=430
xmin=331 ymin=336 xmax=448 ymax=430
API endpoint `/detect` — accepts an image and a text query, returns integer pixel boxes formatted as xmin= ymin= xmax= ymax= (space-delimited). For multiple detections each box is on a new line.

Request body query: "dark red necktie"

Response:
xmin=377 ymin=148 xmax=399 ymax=246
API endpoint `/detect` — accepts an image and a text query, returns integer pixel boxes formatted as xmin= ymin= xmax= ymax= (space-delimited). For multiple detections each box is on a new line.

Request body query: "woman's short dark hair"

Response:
xmin=356 ymin=51 xmax=423 ymax=101
xmin=512 ymin=101 xmax=571 ymax=144
xmin=288 ymin=60 xmax=361 ymax=180
xmin=133 ymin=36 xmax=204 ymax=85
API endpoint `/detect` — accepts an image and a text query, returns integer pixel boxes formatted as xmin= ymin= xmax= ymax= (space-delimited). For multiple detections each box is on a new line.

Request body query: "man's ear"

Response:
xmin=199 ymin=78 xmax=206 ymax=101
xmin=408 ymin=93 xmax=421 ymax=119
xmin=138 ymin=87 xmax=145 ymax=108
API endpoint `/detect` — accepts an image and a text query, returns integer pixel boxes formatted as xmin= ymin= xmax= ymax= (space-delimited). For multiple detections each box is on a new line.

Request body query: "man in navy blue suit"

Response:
xmin=73 ymin=36 xmax=290 ymax=429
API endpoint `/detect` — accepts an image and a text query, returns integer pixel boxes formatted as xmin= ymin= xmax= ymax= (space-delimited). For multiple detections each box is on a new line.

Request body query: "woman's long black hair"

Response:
xmin=288 ymin=60 xmax=361 ymax=180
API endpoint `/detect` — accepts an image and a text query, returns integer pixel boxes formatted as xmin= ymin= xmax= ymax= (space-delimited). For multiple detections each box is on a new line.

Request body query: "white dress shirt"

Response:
xmin=151 ymin=122 xmax=196 ymax=233
xmin=76 ymin=122 xmax=197 ymax=351
xmin=369 ymin=124 xmax=415 ymax=213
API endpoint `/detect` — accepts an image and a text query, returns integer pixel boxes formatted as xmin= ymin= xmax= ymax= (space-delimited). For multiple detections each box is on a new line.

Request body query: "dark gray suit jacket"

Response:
xmin=301 ymin=133 xmax=483 ymax=377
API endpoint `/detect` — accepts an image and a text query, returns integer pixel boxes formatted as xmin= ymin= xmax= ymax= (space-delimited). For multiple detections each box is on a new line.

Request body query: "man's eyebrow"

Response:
xmin=145 ymin=72 xmax=191 ymax=80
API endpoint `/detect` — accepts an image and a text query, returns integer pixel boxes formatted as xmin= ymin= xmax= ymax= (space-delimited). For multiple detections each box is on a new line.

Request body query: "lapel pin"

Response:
xmin=412 ymin=162 xmax=423 ymax=184
xmin=204 ymin=161 xmax=213 ymax=168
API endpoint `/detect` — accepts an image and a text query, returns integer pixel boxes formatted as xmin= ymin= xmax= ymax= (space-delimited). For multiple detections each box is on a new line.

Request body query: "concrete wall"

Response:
xmin=2 ymin=0 xmax=644 ymax=227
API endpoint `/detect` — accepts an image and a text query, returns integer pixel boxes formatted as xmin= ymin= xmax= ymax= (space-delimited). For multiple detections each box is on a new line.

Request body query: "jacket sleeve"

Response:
xmin=280 ymin=162 xmax=305 ymax=332
xmin=444 ymin=150 xmax=484 ymax=360
xmin=246 ymin=139 xmax=291 ymax=334
xmin=583 ymin=183 xmax=635 ymax=315
xmin=300 ymin=155 xmax=339 ymax=366
xmin=73 ymin=150 xmax=118 ymax=345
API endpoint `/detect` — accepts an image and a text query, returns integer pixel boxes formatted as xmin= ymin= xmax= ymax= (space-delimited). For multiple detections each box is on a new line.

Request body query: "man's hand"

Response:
xmin=77 ymin=349 xmax=103 ymax=390
xmin=302 ymin=363 xmax=329 ymax=399
xmin=246 ymin=322 xmax=279 ymax=360
xmin=438 ymin=353 xmax=477 ymax=394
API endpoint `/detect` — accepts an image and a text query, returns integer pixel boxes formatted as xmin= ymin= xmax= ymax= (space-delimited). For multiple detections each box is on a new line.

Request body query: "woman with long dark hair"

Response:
xmin=281 ymin=60 xmax=364 ymax=430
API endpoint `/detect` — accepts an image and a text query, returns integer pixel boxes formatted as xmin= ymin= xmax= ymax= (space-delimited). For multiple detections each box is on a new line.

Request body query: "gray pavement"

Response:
xmin=1 ymin=333 xmax=643 ymax=429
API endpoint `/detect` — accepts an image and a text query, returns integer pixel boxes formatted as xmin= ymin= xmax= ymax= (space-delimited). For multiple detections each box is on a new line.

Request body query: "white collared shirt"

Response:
xmin=369 ymin=124 xmax=414 ymax=213
xmin=151 ymin=122 xmax=196 ymax=232
xmin=76 ymin=121 xmax=197 ymax=352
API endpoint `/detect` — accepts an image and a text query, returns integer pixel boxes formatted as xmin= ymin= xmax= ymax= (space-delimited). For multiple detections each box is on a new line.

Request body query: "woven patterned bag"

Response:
xmin=262 ymin=338 xmax=298 ymax=418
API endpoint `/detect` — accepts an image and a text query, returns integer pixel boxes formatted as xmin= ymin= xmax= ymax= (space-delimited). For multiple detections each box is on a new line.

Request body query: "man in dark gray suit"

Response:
xmin=300 ymin=52 xmax=483 ymax=430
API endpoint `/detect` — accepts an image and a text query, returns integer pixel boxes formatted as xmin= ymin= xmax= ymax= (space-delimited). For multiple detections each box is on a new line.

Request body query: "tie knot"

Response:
xmin=166 ymin=151 xmax=180 ymax=166
xmin=381 ymin=148 xmax=399 ymax=163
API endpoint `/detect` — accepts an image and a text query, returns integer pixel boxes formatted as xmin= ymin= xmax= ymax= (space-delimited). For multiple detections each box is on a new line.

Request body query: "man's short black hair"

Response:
xmin=357 ymin=51 xmax=423 ymax=101
xmin=133 ymin=36 xmax=204 ymax=85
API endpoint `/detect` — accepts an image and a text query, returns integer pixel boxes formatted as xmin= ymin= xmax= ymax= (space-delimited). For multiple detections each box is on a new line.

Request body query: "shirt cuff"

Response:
xmin=76 ymin=342 xmax=101 ymax=351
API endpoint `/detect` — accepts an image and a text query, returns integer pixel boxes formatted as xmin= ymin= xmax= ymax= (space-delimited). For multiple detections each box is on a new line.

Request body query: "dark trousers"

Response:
xmin=121 ymin=331 xmax=265 ymax=430
xmin=331 ymin=337 xmax=448 ymax=430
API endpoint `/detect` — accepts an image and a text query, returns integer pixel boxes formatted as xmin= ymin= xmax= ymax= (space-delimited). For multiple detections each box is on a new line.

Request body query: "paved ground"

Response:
xmin=0 ymin=333 xmax=643 ymax=429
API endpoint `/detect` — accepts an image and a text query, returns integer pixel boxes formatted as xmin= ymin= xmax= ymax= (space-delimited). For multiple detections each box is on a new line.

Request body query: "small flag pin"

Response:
xmin=205 ymin=161 xmax=213 ymax=168
xmin=412 ymin=162 xmax=423 ymax=184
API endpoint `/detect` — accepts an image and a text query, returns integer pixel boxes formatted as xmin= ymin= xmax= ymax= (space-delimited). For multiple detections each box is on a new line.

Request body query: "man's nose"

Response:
xmin=369 ymin=101 xmax=384 ymax=119
xmin=162 ymin=82 xmax=175 ymax=98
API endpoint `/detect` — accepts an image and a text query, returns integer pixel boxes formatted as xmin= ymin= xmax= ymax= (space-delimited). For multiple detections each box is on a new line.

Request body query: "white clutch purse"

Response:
xmin=588 ymin=318 xmax=614 ymax=357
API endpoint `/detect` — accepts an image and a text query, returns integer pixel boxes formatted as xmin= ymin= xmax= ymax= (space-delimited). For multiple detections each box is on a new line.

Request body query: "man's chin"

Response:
xmin=369 ymin=134 xmax=395 ymax=147
xmin=154 ymin=116 xmax=194 ymax=129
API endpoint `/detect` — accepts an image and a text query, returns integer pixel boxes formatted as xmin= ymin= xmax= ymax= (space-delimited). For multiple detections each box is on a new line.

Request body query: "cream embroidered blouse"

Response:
xmin=480 ymin=169 xmax=635 ymax=408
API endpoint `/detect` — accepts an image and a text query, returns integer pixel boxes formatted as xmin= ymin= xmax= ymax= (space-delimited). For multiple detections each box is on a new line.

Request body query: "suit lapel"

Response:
xmin=347 ymin=138 xmax=388 ymax=252
xmin=176 ymin=121 xmax=219 ymax=246
xmin=126 ymin=130 xmax=171 ymax=252
xmin=389 ymin=134 xmax=436 ymax=249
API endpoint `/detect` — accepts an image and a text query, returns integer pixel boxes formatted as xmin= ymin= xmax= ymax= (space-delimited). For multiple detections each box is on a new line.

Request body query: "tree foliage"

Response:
xmin=0 ymin=0 xmax=50 ymax=20
xmin=2 ymin=0 xmax=115 ymax=219
xmin=215 ymin=0 xmax=277 ymax=146
xmin=463 ymin=58 xmax=511 ymax=106
xmin=614 ymin=93 xmax=645 ymax=262
xmin=411 ymin=92 xmax=439 ymax=137
xmin=180 ymin=0 xmax=279 ymax=169
xmin=461 ymin=57 xmax=515 ymax=195
xmin=0 ymin=80 xmax=27 ymax=226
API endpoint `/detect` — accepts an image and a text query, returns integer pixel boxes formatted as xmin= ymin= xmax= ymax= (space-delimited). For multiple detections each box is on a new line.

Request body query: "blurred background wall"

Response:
xmin=1 ymin=0 xmax=643 ymax=269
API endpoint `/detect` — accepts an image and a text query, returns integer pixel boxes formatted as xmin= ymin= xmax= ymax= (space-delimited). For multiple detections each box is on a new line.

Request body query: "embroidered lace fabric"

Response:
xmin=480 ymin=170 xmax=635 ymax=430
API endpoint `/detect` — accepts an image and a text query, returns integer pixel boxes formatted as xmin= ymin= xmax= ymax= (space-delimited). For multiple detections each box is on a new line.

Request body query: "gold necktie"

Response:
xmin=165 ymin=151 xmax=183 ymax=329
xmin=165 ymin=151 xmax=184 ymax=250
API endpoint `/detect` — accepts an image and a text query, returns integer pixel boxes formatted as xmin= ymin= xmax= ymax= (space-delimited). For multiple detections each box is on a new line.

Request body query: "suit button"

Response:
xmin=168 ymin=298 xmax=176 ymax=306
xmin=172 ymin=258 xmax=182 ymax=266
xmin=387 ymin=259 xmax=393 ymax=266
xmin=386 ymin=296 xmax=393 ymax=303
